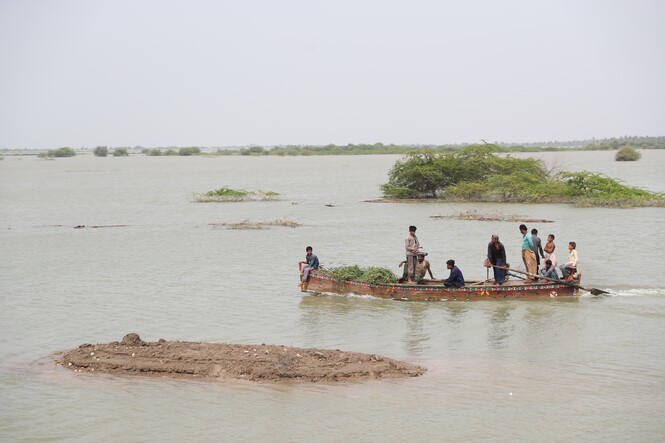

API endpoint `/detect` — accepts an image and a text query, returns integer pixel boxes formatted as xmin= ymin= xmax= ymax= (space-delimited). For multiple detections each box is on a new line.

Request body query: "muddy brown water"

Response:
xmin=1 ymin=151 xmax=664 ymax=441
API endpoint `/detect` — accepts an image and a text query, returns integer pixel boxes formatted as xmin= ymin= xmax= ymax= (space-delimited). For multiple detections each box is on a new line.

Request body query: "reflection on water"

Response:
xmin=486 ymin=304 xmax=515 ymax=349
xmin=440 ymin=303 xmax=469 ymax=323
xmin=401 ymin=303 xmax=431 ymax=355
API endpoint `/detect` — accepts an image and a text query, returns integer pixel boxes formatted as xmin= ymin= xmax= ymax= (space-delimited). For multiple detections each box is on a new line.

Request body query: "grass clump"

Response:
xmin=320 ymin=265 xmax=398 ymax=285
xmin=194 ymin=186 xmax=280 ymax=202
xmin=615 ymin=146 xmax=641 ymax=161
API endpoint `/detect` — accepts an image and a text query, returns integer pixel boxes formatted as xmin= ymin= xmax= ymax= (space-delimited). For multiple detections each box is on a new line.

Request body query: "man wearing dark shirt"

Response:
xmin=300 ymin=246 xmax=319 ymax=281
xmin=443 ymin=259 xmax=465 ymax=288
xmin=487 ymin=235 xmax=507 ymax=284
xmin=531 ymin=228 xmax=545 ymax=268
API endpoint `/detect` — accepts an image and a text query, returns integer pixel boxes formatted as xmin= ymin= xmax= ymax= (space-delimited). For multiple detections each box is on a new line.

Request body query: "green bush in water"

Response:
xmin=615 ymin=146 xmax=641 ymax=161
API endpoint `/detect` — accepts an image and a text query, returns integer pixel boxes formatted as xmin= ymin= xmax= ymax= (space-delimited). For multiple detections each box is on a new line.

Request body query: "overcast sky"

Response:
xmin=1 ymin=0 xmax=663 ymax=149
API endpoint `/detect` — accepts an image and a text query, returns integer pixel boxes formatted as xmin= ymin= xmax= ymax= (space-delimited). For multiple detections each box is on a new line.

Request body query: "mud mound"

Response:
xmin=59 ymin=334 xmax=425 ymax=383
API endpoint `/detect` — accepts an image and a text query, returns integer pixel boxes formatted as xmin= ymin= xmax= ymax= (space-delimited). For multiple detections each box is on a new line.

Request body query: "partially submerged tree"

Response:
xmin=615 ymin=146 xmax=641 ymax=161
xmin=381 ymin=144 xmax=662 ymax=206
xmin=112 ymin=148 xmax=129 ymax=156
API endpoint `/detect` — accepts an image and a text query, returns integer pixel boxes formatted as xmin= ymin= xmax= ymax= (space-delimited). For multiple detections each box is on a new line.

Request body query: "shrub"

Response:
xmin=179 ymin=147 xmax=201 ymax=156
xmin=112 ymin=148 xmax=128 ymax=156
xmin=93 ymin=146 xmax=108 ymax=157
xmin=615 ymin=146 xmax=641 ymax=161
xmin=41 ymin=147 xmax=76 ymax=158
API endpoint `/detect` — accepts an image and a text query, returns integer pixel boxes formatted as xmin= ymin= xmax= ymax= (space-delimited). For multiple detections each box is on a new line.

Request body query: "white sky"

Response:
xmin=1 ymin=0 xmax=664 ymax=149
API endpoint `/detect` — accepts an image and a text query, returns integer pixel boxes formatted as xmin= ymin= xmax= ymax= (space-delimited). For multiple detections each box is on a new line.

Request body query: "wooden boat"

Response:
xmin=299 ymin=267 xmax=581 ymax=301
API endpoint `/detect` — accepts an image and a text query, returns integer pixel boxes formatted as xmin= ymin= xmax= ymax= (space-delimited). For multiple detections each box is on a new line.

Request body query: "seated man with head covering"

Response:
xmin=487 ymin=234 xmax=507 ymax=285
xmin=398 ymin=251 xmax=434 ymax=283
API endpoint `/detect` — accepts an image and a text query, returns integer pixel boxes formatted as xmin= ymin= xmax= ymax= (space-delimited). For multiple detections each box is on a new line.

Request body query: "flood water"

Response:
xmin=1 ymin=150 xmax=664 ymax=441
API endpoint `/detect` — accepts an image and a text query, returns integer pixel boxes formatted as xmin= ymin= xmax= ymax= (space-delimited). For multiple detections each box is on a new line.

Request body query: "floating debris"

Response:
xmin=212 ymin=218 xmax=301 ymax=230
xmin=193 ymin=186 xmax=280 ymax=202
xmin=74 ymin=224 xmax=130 ymax=229
xmin=431 ymin=210 xmax=554 ymax=223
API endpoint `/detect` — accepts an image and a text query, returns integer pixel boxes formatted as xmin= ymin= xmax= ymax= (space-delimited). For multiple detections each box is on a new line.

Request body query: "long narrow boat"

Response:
xmin=300 ymin=267 xmax=581 ymax=301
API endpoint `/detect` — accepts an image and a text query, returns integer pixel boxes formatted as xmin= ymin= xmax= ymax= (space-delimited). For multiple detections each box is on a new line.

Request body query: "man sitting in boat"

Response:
xmin=299 ymin=246 xmax=319 ymax=282
xmin=443 ymin=259 xmax=465 ymax=288
xmin=540 ymin=259 xmax=559 ymax=279
xmin=398 ymin=251 xmax=434 ymax=283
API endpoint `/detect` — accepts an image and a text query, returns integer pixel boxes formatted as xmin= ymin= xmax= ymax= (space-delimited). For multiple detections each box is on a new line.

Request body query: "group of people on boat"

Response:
xmin=299 ymin=223 xmax=579 ymax=288
xmin=400 ymin=223 xmax=579 ymax=287
xmin=490 ymin=224 xmax=579 ymax=285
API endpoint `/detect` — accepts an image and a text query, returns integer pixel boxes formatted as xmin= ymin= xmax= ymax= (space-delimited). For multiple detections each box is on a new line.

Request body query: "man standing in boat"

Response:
xmin=519 ymin=224 xmax=537 ymax=281
xmin=487 ymin=234 xmax=507 ymax=285
xmin=405 ymin=225 xmax=420 ymax=284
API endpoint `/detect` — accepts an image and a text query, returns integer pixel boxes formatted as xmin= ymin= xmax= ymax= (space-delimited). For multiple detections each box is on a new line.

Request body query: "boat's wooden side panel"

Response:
xmin=301 ymin=275 xmax=579 ymax=301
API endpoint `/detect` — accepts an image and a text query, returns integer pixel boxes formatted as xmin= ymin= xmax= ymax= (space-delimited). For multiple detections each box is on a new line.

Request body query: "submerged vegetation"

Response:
xmin=193 ymin=186 xmax=280 ymax=202
xmin=215 ymin=218 xmax=301 ymax=229
xmin=38 ymin=147 xmax=76 ymax=158
xmin=142 ymin=147 xmax=201 ymax=156
xmin=112 ymin=147 xmax=129 ymax=157
xmin=615 ymin=146 xmax=641 ymax=161
xmin=431 ymin=210 xmax=553 ymax=223
xmin=319 ymin=265 xmax=398 ymax=285
xmin=381 ymin=145 xmax=664 ymax=207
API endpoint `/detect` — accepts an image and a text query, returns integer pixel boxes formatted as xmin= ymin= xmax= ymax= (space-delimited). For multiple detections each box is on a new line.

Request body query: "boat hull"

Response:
xmin=300 ymin=274 xmax=580 ymax=301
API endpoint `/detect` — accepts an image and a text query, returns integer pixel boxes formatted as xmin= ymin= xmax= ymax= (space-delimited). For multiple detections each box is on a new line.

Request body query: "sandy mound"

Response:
xmin=59 ymin=333 xmax=425 ymax=383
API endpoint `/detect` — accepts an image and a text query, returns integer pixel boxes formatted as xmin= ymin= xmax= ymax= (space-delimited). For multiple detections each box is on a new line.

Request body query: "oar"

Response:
xmin=492 ymin=265 xmax=610 ymax=296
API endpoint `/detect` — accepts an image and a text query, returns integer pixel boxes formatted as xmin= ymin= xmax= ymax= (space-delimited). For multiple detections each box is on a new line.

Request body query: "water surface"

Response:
xmin=1 ymin=152 xmax=664 ymax=441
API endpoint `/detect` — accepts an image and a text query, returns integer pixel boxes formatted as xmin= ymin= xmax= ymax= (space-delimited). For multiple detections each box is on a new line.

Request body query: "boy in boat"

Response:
xmin=300 ymin=246 xmax=319 ymax=282
xmin=405 ymin=225 xmax=420 ymax=284
xmin=398 ymin=251 xmax=434 ymax=283
xmin=540 ymin=259 xmax=559 ymax=279
xmin=559 ymin=241 xmax=578 ymax=280
xmin=544 ymin=234 xmax=556 ymax=264
xmin=443 ymin=259 xmax=465 ymax=288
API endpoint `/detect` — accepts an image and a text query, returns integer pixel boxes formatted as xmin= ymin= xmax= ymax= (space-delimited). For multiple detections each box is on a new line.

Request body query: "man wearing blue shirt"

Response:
xmin=300 ymin=246 xmax=319 ymax=282
xmin=520 ymin=224 xmax=537 ymax=281
xmin=443 ymin=259 xmax=465 ymax=288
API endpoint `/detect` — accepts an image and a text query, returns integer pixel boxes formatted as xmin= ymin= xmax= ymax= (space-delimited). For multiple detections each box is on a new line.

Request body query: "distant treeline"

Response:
xmin=3 ymin=135 xmax=664 ymax=156
xmin=218 ymin=135 xmax=665 ymax=156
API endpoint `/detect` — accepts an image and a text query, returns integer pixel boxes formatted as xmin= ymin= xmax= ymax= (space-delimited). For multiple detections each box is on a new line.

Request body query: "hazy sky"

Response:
xmin=1 ymin=0 xmax=664 ymax=149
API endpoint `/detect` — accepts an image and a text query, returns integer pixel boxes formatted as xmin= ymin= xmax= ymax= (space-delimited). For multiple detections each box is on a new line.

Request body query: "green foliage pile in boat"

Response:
xmin=381 ymin=144 xmax=663 ymax=207
xmin=321 ymin=265 xmax=398 ymax=285
xmin=614 ymin=146 xmax=641 ymax=161
xmin=194 ymin=187 xmax=280 ymax=202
